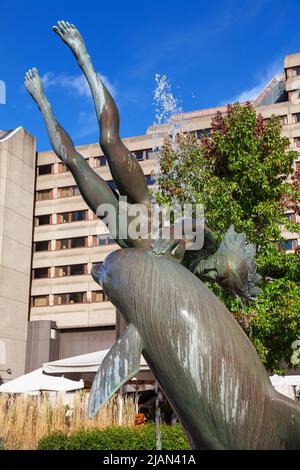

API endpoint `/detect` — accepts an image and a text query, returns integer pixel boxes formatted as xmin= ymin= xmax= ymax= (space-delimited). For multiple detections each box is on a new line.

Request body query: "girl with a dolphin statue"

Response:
xmin=25 ymin=21 xmax=300 ymax=449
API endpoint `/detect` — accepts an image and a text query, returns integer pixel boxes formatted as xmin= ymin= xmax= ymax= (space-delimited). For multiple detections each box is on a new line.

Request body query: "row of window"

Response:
xmin=35 ymin=210 xmax=90 ymax=226
xmin=33 ymin=262 xmax=103 ymax=279
xmin=33 ymin=264 xmax=85 ymax=279
xmin=31 ymin=290 xmax=107 ymax=307
xmin=36 ymin=185 xmax=80 ymax=201
xmin=34 ymin=232 xmax=298 ymax=276
xmin=37 ymin=150 xmax=156 ymax=176
xmin=272 ymin=113 xmax=300 ymax=126
xmin=34 ymin=235 xmax=115 ymax=252
xmin=38 ymin=162 xmax=70 ymax=176
xmin=35 ymin=175 xmax=155 ymax=203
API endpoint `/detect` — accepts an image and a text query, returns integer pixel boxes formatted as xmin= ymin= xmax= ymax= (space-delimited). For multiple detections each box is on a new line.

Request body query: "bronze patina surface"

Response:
xmin=90 ymin=249 xmax=300 ymax=449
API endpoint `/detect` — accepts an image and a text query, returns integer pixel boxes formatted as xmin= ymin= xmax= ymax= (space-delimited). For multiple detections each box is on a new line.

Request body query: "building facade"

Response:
xmin=0 ymin=53 xmax=299 ymax=382
xmin=0 ymin=128 xmax=36 ymax=381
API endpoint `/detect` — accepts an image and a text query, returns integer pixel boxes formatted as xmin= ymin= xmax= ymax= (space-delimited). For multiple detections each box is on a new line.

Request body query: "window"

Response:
xmin=34 ymin=240 xmax=50 ymax=252
xmin=94 ymin=156 xmax=106 ymax=167
xmin=71 ymin=210 xmax=86 ymax=222
xmin=33 ymin=267 xmax=49 ymax=279
xmin=92 ymin=290 xmax=107 ymax=302
xmin=31 ymin=295 xmax=49 ymax=307
xmin=93 ymin=235 xmax=115 ymax=246
xmin=146 ymin=149 xmax=157 ymax=160
xmin=287 ymin=66 xmax=300 ymax=78
xmin=56 ymin=266 xmax=68 ymax=277
xmin=55 ymin=264 xmax=87 ymax=277
xmin=133 ymin=150 xmax=144 ymax=161
xmin=35 ymin=214 xmax=51 ymax=226
xmin=36 ymin=189 xmax=53 ymax=201
xmin=57 ymin=211 xmax=87 ymax=224
xmin=58 ymin=163 xmax=69 ymax=173
xmin=56 ymin=237 xmax=87 ymax=250
xmin=285 ymin=213 xmax=296 ymax=223
xmin=54 ymin=292 xmax=86 ymax=305
xmin=281 ymin=239 xmax=298 ymax=250
xmin=59 ymin=239 xmax=69 ymax=250
xmin=196 ymin=128 xmax=211 ymax=139
xmin=296 ymin=161 xmax=300 ymax=171
xmin=37 ymin=164 xmax=53 ymax=176
xmin=71 ymin=237 xmax=87 ymax=248
xmin=70 ymin=264 xmax=86 ymax=276
xmin=292 ymin=114 xmax=300 ymax=124
xmin=54 ymin=293 xmax=67 ymax=305
xmin=95 ymin=235 xmax=108 ymax=246
xmin=94 ymin=235 xmax=106 ymax=246
xmin=60 ymin=213 xmax=70 ymax=224
xmin=58 ymin=186 xmax=80 ymax=198
xmin=144 ymin=149 xmax=152 ymax=159
xmin=69 ymin=292 xmax=85 ymax=304
xmin=294 ymin=137 xmax=300 ymax=148
xmin=280 ymin=115 xmax=288 ymax=126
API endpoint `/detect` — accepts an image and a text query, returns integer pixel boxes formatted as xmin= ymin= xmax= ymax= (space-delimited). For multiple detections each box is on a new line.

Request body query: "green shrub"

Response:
xmin=37 ymin=432 xmax=70 ymax=450
xmin=37 ymin=424 xmax=191 ymax=450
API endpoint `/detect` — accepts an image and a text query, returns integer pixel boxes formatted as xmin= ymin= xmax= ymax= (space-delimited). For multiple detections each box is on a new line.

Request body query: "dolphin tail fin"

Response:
xmin=88 ymin=324 xmax=143 ymax=418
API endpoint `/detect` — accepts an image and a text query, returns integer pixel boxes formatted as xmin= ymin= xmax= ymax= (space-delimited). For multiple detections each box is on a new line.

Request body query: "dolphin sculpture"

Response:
xmin=90 ymin=248 xmax=300 ymax=450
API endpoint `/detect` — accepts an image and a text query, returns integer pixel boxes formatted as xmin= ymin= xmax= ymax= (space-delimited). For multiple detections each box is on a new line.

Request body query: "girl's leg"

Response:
xmin=53 ymin=21 xmax=151 ymax=208
xmin=24 ymin=68 xmax=121 ymax=224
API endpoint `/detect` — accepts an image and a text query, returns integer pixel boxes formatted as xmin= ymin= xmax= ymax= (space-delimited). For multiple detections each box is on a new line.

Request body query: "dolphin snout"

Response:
xmin=91 ymin=262 xmax=106 ymax=287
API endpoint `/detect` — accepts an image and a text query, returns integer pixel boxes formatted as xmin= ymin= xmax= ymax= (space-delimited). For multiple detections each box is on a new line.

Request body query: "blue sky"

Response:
xmin=1 ymin=0 xmax=300 ymax=150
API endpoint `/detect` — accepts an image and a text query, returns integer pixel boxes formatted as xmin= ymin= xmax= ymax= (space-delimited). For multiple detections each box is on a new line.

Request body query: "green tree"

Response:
xmin=156 ymin=102 xmax=300 ymax=373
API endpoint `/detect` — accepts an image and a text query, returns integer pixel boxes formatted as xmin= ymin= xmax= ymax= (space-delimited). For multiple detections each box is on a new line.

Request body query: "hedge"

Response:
xmin=0 ymin=438 xmax=5 ymax=450
xmin=37 ymin=424 xmax=191 ymax=450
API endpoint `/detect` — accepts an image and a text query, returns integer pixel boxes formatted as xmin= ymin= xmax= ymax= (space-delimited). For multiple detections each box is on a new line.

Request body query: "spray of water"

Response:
xmin=151 ymin=74 xmax=183 ymax=211
xmin=153 ymin=74 xmax=183 ymax=142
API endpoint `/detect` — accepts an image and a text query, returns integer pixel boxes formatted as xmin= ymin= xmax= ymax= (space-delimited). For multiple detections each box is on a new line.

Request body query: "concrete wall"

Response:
xmin=25 ymin=320 xmax=58 ymax=373
xmin=0 ymin=128 xmax=36 ymax=382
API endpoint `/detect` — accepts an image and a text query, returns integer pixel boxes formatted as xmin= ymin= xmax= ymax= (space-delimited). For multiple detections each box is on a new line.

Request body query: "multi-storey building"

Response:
xmin=0 ymin=53 xmax=299 ymax=382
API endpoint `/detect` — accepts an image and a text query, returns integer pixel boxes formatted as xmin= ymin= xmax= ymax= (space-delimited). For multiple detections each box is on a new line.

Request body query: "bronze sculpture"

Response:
xmin=90 ymin=249 xmax=300 ymax=449
xmin=25 ymin=21 xmax=300 ymax=449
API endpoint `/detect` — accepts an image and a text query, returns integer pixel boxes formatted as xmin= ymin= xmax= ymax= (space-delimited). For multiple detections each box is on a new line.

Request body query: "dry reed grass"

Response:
xmin=0 ymin=392 xmax=137 ymax=450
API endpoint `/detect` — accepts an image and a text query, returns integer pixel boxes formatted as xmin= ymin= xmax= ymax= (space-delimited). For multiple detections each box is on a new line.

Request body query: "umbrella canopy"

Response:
xmin=0 ymin=368 xmax=84 ymax=393
xmin=43 ymin=350 xmax=149 ymax=374
xmin=270 ymin=374 xmax=300 ymax=386
xmin=269 ymin=374 xmax=300 ymax=401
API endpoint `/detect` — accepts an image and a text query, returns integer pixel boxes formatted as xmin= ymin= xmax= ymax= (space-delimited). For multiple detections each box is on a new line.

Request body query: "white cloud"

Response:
xmin=222 ymin=61 xmax=283 ymax=104
xmin=233 ymin=83 xmax=266 ymax=103
xmin=41 ymin=72 xmax=117 ymax=99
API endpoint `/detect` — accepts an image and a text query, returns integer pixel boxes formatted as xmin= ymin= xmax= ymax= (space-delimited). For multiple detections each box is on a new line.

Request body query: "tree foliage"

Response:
xmin=156 ymin=102 xmax=300 ymax=373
